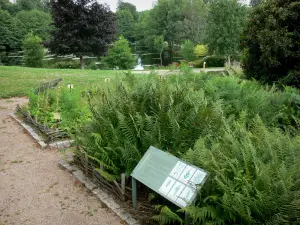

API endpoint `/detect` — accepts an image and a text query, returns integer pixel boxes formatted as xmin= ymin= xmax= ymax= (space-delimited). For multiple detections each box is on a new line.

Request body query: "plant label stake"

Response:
xmin=131 ymin=146 xmax=208 ymax=211
xmin=67 ymin=84 xmax=74 ymax=92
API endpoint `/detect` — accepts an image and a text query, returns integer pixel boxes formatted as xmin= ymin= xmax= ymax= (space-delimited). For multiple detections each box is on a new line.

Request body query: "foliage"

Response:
xmin=102 ymin=37 xmax=135 ymax=70
xmin=16 ymin=0 xmax=49 ymax=12
xmin=16 ymin=10 xmax=52 ymax=41
xmin=154 ymin=35 xmax=165 ymax=66
xmin=176 ymin=0 xmax=207 ymax=44
xmin=206 ymin=0 xmax=248 ymax=58
xmin=22 ymin=33 xmax=45 ymax=68
xmin=27 ymin=85 xmax=91 ymax=133
xmin=75 ymin=71 xmax=300 ymax=180
xmin=0 ymin=0 xmax=9 ymax=10
xmin=43 ymin=59 xmax=80 ymax=69
xmin=182 ymin=117 xmax=300 ymax=224
xmin=243 ymin=0 xmax=300 ymax=87
xmin=117 ymin=0 xmax=138 ymax=20
xmin=203 ymin=55 xmax=225 ymax=67
xmin=153 ymin=205 xmax=183 ymax=225
xmin=48 ymin=0 xmax=116 ymax=69
xmin=0 ymin=10 xmax=19 ymax=50
xmin=116 ymin=9 xmax=136 ymax=43
xmin=180 ymin=40 xmax=196 ymax=62
xmin=194 ymin=45 xmax=208 ymax=58
xmin=22 ymin=68 xmax=300 ymax=223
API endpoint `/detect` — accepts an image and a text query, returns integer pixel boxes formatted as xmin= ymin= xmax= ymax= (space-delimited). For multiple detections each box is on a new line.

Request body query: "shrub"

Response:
xmin=22 ymin=33 xmax=45 ymax=67
xmin=203 ymin=55 xmax=225 ymax=67
xmin=180 ymin=40 xmax=196 ymax=62
xmin=87 ymin=62 xmax=98 ymax=70
xmin=43 ymin=59 xmax=80 ymax=69
xmin=194 ymin=45 xmax=208 ymax=58
xmin=243 ymin=0 xmax=300 ymax=87
xmin=102 ymin=36 xmax=135 ymax=70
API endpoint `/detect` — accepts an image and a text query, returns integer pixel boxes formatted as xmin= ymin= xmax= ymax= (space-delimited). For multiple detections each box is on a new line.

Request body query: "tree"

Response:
xmin=103 ymin=36 xmax=135 ymax=70
xmin=176 ymin=0 xmax=207 ymax=44
xmin=116 ymin=9 xmax=136 ymax=43
xmin=16 ymin=0 xmax=47 ymax=11
xmin=205 ymin=0 xmax=248 ymax=61
xmin=154 ymin=35 xmax=165 ymax=66
xmin=243 ymin=0 xmax=300 ymax=87
xmin=22 ymin=32 xmax=45 ymax=67
xmin=180 ymin=40 xmax=196 ymax=61
xmin=0 ymin=10 xmax=19 ymax=51
xmin=0 ymin=0 xmax=9 ymax=10
xmin=117 ymin=0 xmax=137 ymax=20
xmin=16 ymin=10 xmax=52 ymax=41
xmin=48 ymin=0 xmax=116 ymax=69
xmin=194 ymin=44 xmax=208 ymax=58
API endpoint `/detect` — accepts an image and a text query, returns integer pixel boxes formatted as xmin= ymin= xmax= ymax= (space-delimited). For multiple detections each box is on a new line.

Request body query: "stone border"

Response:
xmin=58 ymin=159 xmax=140 ymax=225
xmin=10 ymin=112 xmax=74 ymax=150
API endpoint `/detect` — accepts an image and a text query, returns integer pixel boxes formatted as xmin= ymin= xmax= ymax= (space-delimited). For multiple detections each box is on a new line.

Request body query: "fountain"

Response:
xmin=133 ymin=57 xmax=144 ymax=71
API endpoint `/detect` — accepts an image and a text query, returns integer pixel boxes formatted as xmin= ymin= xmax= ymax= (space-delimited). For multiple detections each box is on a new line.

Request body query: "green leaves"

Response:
xmin=102 ymin=36 xmax=135 ymax=70
xmin=243 ymin=0 xmax=300 ymax=87
xmin=22 ymin=32 xmax=45 ymax=67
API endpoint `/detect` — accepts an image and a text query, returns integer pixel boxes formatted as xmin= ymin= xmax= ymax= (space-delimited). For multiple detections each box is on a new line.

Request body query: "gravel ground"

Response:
xmin=0 ymin=98 xmax=122 ymax=225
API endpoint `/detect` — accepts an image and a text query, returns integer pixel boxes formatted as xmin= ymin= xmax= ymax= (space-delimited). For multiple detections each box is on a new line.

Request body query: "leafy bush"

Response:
xmin=22 ymin=32 xmax=45 ymax=67
xmin=87 ymin=62 xmax=98 ymax=70
xmin=180 ymin=40 xmax=196 ymax=62
xmin=192 ymin=55 xmax=225 ymax=68
xmin=194 ymin=45 xmax=208 ymax=58
xmin=243 ymin=0 xmax=300 ymax=87
xmin=43 ymin=59 xmax=80 ymax=69
xmin=102 ymin=36 xmax=135 ymax=70
xmin=203 ymin=55 xmax=225 ymax=67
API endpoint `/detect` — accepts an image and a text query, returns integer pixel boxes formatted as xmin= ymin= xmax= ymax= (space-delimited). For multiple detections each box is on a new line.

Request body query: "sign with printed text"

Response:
xmin=131 ymin=146 xmax=208 ymax=208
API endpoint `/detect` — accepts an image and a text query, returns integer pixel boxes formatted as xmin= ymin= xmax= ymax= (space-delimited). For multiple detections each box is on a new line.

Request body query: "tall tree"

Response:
xmin=0 ymin=0 xmax=9 ymax=10
xmin=16 ymin=0 xmax=48 ymax=11
xmin=0 ymin=10 xmax=19 ymax=51
xmin=117 ymin=0 xmax=137 ymax=20
xmin=48 ymin=0 xmax=116 ymax=69
xmin=16 ymin=10 xmax=52 ymax=41
xmin=243 ymin=0 xmax=300 ymax=87
xmin=176 ymin=0 xmax=207 ymax=44
xmin=205 ymin=0 xmax=247 ymax=61
xmin=116 ymin=9 xmax=136 ymax=43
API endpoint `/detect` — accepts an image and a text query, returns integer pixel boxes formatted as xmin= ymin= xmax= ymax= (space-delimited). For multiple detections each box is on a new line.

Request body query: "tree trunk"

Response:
xmin=227 ymin=55 xmax=231 ymax=66
xmin=80 ymin=56 xmax=84 ymax=70
xmin=160 ymin=52 xmax=163 ymax=66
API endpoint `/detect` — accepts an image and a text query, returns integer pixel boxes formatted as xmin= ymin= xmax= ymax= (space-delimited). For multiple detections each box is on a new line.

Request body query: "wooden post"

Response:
xmin=121 ymin=173 xmax=126 ymax=201
xmin=84 ymin=152 xmax=88 ymax=176
xmin=132 ymin=177 xmax=137 ymax=209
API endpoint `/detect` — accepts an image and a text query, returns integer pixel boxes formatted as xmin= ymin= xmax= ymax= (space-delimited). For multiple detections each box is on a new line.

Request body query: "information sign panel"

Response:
xmin=131 ymin=146 xmax=208 ymax=208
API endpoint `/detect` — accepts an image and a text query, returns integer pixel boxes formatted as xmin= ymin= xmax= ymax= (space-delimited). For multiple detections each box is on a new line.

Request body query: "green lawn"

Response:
xmin=0 ymin=66 xmax=132 ymax=98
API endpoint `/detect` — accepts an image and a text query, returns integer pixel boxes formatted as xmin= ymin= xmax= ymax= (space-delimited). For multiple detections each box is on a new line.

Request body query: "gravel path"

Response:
xmin=0 ymin=98 xmax=121 ymax=225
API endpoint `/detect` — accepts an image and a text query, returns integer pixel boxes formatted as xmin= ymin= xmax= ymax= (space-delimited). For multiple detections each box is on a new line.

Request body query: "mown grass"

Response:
xmin=0 ymin=66 xmax=133 ymax=98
